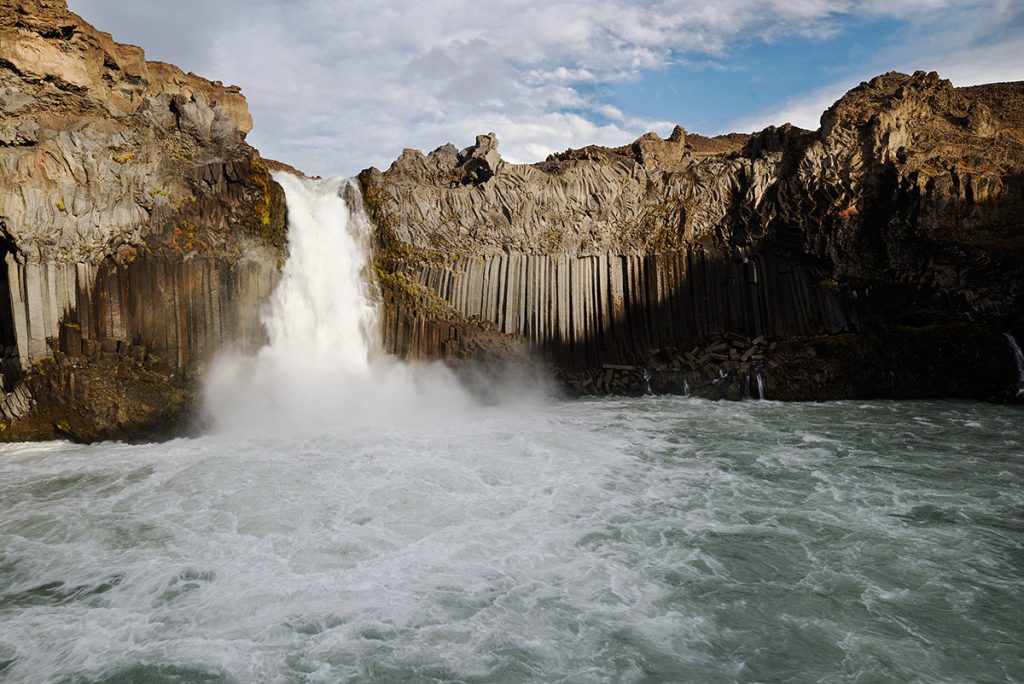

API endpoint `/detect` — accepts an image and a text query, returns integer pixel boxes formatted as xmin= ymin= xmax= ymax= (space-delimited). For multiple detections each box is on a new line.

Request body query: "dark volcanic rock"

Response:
xmin=0 ymin=0 xmax=287 ymax=440
xmin=362 ymin=71 xmax=1024 ymax=401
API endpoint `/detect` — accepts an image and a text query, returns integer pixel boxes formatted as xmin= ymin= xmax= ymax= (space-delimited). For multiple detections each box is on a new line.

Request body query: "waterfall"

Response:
xmin=756 ymin=372 xmax=766 ymax=401
xmin=261 ymin=173 xmax=379 ymax=376
xmin=643 ymin=368 xmax=653 ymax=395
xmin=1005 ymin=333 xmax=1024 ymax=396
xmin=205 ymin=173 xmax=472 ymax=430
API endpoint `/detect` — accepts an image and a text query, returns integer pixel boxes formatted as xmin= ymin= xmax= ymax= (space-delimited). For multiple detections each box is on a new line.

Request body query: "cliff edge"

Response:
xmin=0 ymin=0 xmax=287 ymax=440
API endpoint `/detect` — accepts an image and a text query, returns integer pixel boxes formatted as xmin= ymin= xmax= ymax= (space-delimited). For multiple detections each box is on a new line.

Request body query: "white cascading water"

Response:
xmin=204 ymin=173 xmax=471 ymax=431
xmin=1005 ymin=333 xmax=1024 ymax=396
xmin=261 ymin=174 xmax=377 ymax=378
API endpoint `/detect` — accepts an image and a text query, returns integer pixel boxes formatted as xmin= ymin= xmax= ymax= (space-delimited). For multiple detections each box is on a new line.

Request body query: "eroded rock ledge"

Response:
xmin=0 ymin=0 xmax=286 ymax=441
xmin=362 ymin=71 xmax=1024 ymax=401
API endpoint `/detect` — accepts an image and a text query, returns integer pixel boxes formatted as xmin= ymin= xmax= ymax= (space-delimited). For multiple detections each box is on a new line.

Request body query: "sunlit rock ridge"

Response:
xmin=1 ymin=0 xmax=1022 ymax=442
xmin=0 ymin=0 xmax=286 ymax=440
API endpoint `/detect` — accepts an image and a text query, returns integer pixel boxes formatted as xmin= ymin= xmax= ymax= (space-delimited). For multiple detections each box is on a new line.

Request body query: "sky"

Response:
xmin=67 ymin=0 xmax=1024 ymax=177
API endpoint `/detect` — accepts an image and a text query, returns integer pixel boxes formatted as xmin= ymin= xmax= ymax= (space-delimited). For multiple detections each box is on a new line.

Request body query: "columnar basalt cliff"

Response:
xmin=361 ymin=72 xmax=1024 ymax=400
xmin=0 ymin=0 xmax=286 ymax=440
xmin=3 ymin=2 xmax=1023 ymax=442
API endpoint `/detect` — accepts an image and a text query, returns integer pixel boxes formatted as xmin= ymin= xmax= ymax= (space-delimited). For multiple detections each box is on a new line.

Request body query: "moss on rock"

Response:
xmin=1 ymin=355 xmax=196 ymax=443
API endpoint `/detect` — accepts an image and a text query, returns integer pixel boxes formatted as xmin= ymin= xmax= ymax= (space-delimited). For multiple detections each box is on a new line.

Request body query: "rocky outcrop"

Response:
xmin=0 ymin=0 xmax=286 ymax=440
xmin=362 ymin=71 xmax=1024 ymax=400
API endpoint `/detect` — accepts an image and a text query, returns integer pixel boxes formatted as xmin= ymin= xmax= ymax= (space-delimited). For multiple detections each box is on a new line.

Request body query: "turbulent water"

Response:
xmin=1 ymin=178 xmax=1023 ymax=682
xmin=1 ymin=399 xmax=1022 ymax=682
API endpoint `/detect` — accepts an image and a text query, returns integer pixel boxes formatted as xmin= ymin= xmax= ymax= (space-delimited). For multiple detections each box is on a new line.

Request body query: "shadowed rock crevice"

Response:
xmin=0 ymin=235 xmax=21 ymax=394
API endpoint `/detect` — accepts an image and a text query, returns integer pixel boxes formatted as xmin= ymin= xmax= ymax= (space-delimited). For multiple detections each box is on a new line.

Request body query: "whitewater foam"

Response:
xmin=1 ymin=401 xmax=1022 ymax=681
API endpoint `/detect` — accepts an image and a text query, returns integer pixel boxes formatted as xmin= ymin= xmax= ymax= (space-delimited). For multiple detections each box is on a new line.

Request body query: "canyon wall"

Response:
xmin=0 ymin=0 xmax=285 ymax=440
xmin=362 ymin=72 xmax=1024 ymax=400
xmin=3 ymin=1 xmax=1023 ymax=441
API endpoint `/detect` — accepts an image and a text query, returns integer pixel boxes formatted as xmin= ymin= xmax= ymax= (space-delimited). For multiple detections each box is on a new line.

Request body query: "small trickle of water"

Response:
xmin=682 ymin=378 xmax=691 ymax=397
xmin=1005 ymin=333 xmax=1024 ymax=396
xmin=756 ymin=372 xmax=766 ymax=400
xmin=643 ymin=368 xmax=652 ymax=395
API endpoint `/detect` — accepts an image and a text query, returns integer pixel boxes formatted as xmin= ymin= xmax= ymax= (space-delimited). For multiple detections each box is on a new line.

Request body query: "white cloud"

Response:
xmin=726 ymin=84 xmax=851 ymax=133
xmin=66 ymin=0 xmax=1020 ymax=175
xmin=913 ymin=30 xmax=1024 ymax=87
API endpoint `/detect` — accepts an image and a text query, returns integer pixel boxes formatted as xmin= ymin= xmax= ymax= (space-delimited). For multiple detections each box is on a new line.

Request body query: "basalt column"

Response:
xmin=389 ymin=246 xmax=856 ymax=367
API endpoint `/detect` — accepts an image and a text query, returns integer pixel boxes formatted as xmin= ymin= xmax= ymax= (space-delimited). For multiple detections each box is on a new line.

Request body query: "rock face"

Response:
xmin=3 ymin=1 xmax=1022 ymax=441
xmin=361 ymin=71 xmax=1024 ymax=400
xmin=0 ymin=0 xmax=286 ymax=440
